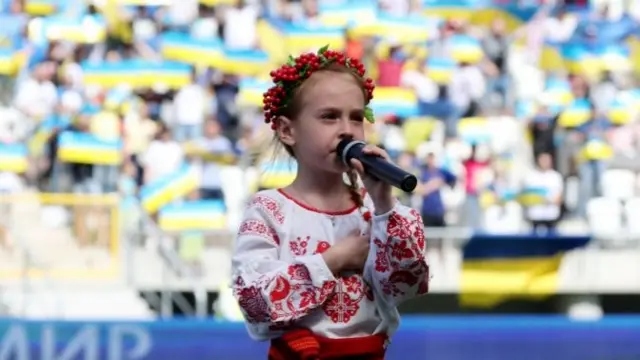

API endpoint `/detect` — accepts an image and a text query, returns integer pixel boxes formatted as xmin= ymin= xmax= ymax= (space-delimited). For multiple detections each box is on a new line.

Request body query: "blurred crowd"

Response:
xmin=0 ymin=0 xmax=639 ymax=244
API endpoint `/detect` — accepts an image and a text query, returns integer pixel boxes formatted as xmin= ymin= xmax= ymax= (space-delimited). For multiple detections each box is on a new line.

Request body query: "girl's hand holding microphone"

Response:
xmin=349 ymin=145 xmax=395 ymax=215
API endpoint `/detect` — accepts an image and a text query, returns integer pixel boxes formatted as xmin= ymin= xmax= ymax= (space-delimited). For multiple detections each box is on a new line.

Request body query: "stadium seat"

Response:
xmin=587 ymin=197 xmax=624 ymax=236
xmin=624 ymin=197 xmax=640 ymax=235
xmin=601 ymin=169 xmax=636 ymax=200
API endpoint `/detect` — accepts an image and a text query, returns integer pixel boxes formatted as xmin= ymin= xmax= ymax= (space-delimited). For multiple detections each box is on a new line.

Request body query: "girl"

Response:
xmin=232 ymin=47 xmax=430 ymax=359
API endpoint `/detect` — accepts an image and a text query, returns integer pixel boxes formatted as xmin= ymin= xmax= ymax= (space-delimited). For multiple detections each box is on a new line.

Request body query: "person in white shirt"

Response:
xmin=14 ymin=62 xmax=58 ymax=121
xmin=142 ymin=124 xmax=185 ymax=185
xmin=222 ymin=1 xmax=260 ymax=50
xmin=173 ymin=70 xmax=208 ymax=142
xmin=196 ymin=118 xmax=233 ymax=202
xmin=448 ymin=62 xmax=486 ymax=118
xmin=524 ymin=152 xmax=564 ymax=234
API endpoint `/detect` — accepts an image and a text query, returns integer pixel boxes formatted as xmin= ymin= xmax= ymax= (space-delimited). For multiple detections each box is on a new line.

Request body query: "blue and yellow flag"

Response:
xmin=0 ymin=143 xmax=28 ymax=173
xmin=159 ymin=200 xmax=226 ymax=232
xmin=258 ymin=159 xmax=297 ymax=190
xmin=140 ymin=165 xmax=200 ymax=214
xmin=460 ymin=233 xmax=591 ymax=308
xmin=57 ymin=131 xmax=123 ymax=165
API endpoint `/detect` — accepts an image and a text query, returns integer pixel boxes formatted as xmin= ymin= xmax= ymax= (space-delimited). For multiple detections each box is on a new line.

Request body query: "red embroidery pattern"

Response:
xmin=314 ymin=241 xmax=331 ymax=254
xmin=289 ymin=236 xmax=310 ymax=256
xmin=322 ymin=275 xmax=372 ymax=323
xmin=249 ymin=195 xmax=285 ymax=224
xmin=238 ymin=219 xmax=280 ymax=245
xmin=234 ymin=266 xmax=337 ymax=324
xmin=234 ymin=276 xmax=270 ymax=324
xmin=373 ymin=211 xmax=429 ymax=297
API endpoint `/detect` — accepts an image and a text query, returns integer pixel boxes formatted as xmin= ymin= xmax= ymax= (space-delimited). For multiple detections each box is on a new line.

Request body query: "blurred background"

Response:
xmin=1 ymin=0 xmax=640 ymax=358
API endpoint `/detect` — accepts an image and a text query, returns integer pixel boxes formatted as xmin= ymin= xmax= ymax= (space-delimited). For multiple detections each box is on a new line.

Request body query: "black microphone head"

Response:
xmin=400 ymin=174 xmax=418 ymax=193
xmin=336 ymin=138 xmax=352 ymax=157
xmin=336 ymin=138 xmax=365 ymax=166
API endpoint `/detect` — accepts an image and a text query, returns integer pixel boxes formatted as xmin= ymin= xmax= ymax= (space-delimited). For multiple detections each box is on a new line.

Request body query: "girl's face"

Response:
xmin=278 ymin=71 xmax=366 ymax=174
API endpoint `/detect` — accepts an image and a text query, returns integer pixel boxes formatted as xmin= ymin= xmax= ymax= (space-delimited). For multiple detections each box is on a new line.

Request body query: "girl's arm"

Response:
xmin=232 ymin=194 xmax=338 ymax=339
xmin=363 ymin=201 xmax=430 ymax=305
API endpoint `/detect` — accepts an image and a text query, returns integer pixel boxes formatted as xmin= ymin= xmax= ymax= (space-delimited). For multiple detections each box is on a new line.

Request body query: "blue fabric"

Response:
xmin=420 ymin=166 xmax=455 ymax=216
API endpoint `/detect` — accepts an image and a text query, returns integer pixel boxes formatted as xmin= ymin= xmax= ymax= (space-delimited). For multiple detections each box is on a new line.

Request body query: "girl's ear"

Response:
xmin=276 ymin=115 xmax=296 ymax=147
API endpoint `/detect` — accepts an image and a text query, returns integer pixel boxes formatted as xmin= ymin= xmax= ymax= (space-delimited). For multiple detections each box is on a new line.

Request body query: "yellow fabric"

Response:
xmin=91 ymin=111 xmax=120 ymax=140
xmin=460 ymin=254 xmax=562 ymax=308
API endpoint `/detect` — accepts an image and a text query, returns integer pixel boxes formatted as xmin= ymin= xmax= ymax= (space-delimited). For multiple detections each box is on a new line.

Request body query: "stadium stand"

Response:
xmin=0 ymin=0 xmax=639 ymax=328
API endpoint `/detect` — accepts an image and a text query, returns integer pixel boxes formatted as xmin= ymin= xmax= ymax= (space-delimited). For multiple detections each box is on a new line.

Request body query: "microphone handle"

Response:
xmin=357 ymin=153 xmax=418 ymax=193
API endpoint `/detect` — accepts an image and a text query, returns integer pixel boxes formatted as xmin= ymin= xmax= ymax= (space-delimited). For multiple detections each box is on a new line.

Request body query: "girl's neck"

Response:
xmin=286 ymin=166 xmax=353 ymax=212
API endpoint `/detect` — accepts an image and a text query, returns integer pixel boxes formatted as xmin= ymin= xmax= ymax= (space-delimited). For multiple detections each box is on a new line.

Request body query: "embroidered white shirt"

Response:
xmin=232 ymin=189 xmax=429 ymax=341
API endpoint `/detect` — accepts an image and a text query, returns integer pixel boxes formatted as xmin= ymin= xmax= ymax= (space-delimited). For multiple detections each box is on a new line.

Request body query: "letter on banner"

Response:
xmin=0 ymin=325 xmax=29 ymax=360
xmin=41 ymin=325 xmax=99 ymax=360
xmin=108 ymin=325 xmax=152 ymax=360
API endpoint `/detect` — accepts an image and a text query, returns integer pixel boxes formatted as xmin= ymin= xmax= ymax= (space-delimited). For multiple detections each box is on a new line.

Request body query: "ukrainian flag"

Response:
xmin=517 ymin=187 xmax=548 ymax=206
xmin=183 ymin=142 xmax=237 ymax=164
xmin=158 ymin=200 xmax=227 ymax=232
xmin=470 ymin=3 xmax=534 ymax=32
xmin=450 ymin=35 xmax=483 ymax=64
xmin=426 ymin=57 xmax=456 ymax=84
xmin=140 ymin=166 xmax=201 ymax=214
xmin=0 ymin=143 xmax=28 ymax=173
xmin=218 ymin=49 xmax=270 ymax=77
xmin=422 ymin=0 xmax=474 ymax=21
xmin=458 ymin=117 xmax=490 ymax=144
xmin=598 ymin=44 xmax=631 ymax=72
xmin=608 ymin=99 xmax=633 ymax=125
xmin=558 ymin=99 xmax=591 ymax=128
xmin=282 ymin=22 xmax=346 ymax=55
xmin=581 ymin=138 xmax=613 ymax=162
xmin=460 ymin=233 xmax=591 ymax=308
xmin=258 ymin=159 xmax=297 ymax=190
xmin=318 ymin=1 xmax=376 ymax=27
xmin=0 ymin=49 xmax=20 ymax=76
xmin=57 ymin=131 xmax=123 ymax=165
xmin=369 ymin=87 xmax=418 ymax=118
xmin=561 ymin=44 xmax=601 ymax=79
xmin=160 ymin=32 xmax=223 ymax=67
xmin=348 ymin=13 xmax=434 ymax=44
xmin=82 ymin=60 xmax=191 ymax=89
xmin=237 ymin=78 xmax=270 ymax=107
xmin=543 ymin=78 xmax=573 ymax=107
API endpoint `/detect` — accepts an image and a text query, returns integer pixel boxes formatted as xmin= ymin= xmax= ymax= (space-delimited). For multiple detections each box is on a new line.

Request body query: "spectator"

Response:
xmin=481 ymin=18 xmax=512 ymax=111
xmin=14 ymin=62 xmax=58 ymax=122
xmin=173 ymin=69 xmax=208 ymax=143
xmin=221 ymin=0 xmax=260 ymax=51
xmin=524 ymin=152 xmax=563 ymax=234
xmin=195 ymin=118 xmax=233 ymax=202
xmin=528 ymin=106 xmax=559 ymax=167
xmin=449 ymin=61 xmax=485 ymax=120
xmin=142 ymin=124 xmax=184 ymax=185
xmin=376 ymin=41 xmax=405 ymax=87
xmin=462 ymin=144 xmax=491 ymax=229
xmin=417 ymin=152 xmax=456 ymax=227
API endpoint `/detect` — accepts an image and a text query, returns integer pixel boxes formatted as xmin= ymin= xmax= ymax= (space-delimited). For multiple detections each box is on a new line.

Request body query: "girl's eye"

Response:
xmin=350 ymin=115 xmax=364 ymax=123
xmin=321 ymin=112 xmax=339 ymax=120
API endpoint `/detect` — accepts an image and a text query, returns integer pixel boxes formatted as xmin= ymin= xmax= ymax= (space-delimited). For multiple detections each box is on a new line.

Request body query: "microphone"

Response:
xmin=336 ymin=139 xmax=418 ymax=193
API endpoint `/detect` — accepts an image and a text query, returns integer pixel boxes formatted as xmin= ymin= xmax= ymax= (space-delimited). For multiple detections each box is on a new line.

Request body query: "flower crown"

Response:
xmin=262 ymin=45 xmax=376 ymax=130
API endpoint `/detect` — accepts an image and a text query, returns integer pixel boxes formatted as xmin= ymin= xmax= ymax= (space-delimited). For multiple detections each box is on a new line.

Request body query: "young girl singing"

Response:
xmin=232 ymin=46 xmax=430 ymax=359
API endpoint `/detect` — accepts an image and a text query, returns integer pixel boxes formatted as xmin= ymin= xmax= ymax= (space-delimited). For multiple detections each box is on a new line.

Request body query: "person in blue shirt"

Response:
xmin=418 ymin=152 xmax=456 ymax=227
